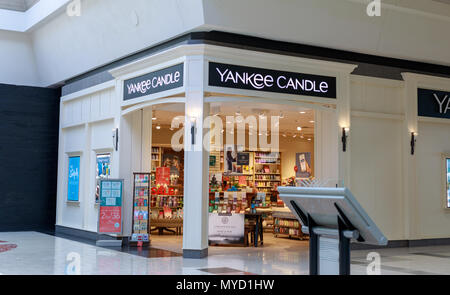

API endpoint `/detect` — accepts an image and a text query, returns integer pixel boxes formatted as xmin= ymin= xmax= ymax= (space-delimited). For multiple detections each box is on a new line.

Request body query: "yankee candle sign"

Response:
xmin=418 ymin=88 xmax=450 ymax=119
xmin=124 ymin=63 xmax=184 ymax=101
xmin=209 ymin=62 xmax=337 ymax=99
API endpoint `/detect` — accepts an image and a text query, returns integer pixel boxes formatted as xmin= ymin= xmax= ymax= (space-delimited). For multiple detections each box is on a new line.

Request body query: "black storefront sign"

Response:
xmin=208 ymin=62 xmax=337 ymax=99
xmin=418 ymin=88 xmax=450 ymax=119
xmin=237 ymin=152 xmax=250 ymax=166
xmin=124 ymin=63 xmax=184 ymax=101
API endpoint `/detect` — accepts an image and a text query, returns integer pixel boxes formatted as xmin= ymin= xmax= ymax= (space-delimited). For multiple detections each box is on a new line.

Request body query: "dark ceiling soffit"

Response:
xmin=63 ymin=30 xmax=450 ymax=87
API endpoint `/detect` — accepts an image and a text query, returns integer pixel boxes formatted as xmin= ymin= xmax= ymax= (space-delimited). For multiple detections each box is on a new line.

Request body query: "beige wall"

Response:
xmin=415 ymin=122 xmax=450 ymax=239
xmin=280 ymin=137 xmax=314 ymax=180
xmin=349 ymin=76 xmax=405 ymax=240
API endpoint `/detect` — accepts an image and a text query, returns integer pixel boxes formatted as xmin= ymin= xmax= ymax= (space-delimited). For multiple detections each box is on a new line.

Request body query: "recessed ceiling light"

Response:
xmin=309 ymin=120 xmax=315 ymax=123
xmin=299 ymin=111 xmax=306 ymax=114
xmin=152 ymin=117 xmax=157 ymax=121
xmin=308 ymin=138 xmax=312 ymax=141
xmin=156 ymin=125 xmax=161 ymax=130
xmin=297 ymin=126 xmax=302 ymax=131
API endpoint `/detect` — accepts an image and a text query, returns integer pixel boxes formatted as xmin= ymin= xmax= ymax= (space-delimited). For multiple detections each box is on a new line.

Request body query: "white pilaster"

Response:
xmin=183 ymin=55 xmax=210 ymax=258
xmin=401 ymin=73 xmax=420 ymax=240
xmin=337 ymin=71 xmax=353 ymax=187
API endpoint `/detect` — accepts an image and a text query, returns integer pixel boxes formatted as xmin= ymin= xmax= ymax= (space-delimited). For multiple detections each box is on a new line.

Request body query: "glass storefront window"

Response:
xmin=447 ymin=158 xmax=450 ymax=208
xmin=96 ymin=154 xmax=111 ymax=203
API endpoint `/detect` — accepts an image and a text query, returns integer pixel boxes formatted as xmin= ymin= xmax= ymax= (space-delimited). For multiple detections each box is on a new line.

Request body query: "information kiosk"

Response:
xmin=277 ymin=187 xmax=387 ymax=275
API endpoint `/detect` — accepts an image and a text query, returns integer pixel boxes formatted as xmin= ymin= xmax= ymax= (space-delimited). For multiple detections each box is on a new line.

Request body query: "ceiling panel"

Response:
xmin=0 ymin=0 xmax=39 ymax=12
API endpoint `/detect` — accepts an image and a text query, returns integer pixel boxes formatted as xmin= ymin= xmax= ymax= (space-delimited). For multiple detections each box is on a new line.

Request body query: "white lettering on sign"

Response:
xmin=127 ymin=71 xmax=181 ymax=95
xmin=433 ymin=93 xmax=450 ymax=114
xmin=216 ymin=68 xmax=329 ymax=94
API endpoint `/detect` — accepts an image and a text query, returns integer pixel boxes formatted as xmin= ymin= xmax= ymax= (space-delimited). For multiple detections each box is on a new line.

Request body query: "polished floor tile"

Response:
xmin=0 ymin=232 xmax=450 ymax=275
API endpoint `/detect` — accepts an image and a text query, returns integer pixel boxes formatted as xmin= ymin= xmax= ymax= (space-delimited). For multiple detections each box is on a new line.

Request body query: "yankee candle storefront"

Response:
xmin=55 ymin=42 xmax=450 ymax=258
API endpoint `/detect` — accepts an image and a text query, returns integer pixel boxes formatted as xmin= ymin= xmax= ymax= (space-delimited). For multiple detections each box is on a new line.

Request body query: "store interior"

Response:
xmin=133 ymin=101 xmax=318 ymax=251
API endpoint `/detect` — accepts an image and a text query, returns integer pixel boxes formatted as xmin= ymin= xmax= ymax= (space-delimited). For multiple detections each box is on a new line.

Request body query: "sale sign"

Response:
xmin=99 ymin=206 xmax=122 ymax=233
xmin=156 ymin=167 xmax=170 ymax=185
xmin=98 ymin=179 xmax=123 ymax=234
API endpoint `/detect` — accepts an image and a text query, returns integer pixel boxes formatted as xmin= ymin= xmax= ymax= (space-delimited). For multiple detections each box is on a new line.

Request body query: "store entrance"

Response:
xmin=129 ymin=103 xmax=185 ymax=252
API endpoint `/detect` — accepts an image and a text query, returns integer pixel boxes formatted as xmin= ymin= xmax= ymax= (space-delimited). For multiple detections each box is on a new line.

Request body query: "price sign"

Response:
xmin=98 ymin=179 xmax=123 ymax=234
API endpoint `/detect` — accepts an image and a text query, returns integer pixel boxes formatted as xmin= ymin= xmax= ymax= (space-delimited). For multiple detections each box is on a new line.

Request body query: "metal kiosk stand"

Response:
xmin=278 ymin=187 xmax=388 ymax=275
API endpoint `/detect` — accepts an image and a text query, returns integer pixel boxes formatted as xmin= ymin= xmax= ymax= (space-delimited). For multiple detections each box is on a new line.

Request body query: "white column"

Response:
xmin=183 ymin=55 xmax=210 ymax=258
xmin=401 ymin=73 xmax=419 ymax=240
xmin=337 ymin=72 xmax=352 ymax=187
xmin=315 ymin=110 xmax=339 ymax=186
xmin=82 ymin=123 xmax=91 ymax=230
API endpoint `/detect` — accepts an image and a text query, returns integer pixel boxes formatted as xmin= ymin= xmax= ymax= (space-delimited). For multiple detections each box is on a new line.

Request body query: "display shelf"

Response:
xmin=272 ymin=210 xmax=307 ymax=240
xmin=131 ymin=172 xmax=151 ymax=243
xmin=150 ymin=146 xmax=184 ymax=235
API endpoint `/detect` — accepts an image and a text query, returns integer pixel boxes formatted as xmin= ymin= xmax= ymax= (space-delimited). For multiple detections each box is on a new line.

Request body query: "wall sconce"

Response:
xmin=342 ymin=127 xmax=350 ymax=152
xmin=190 ymin=116 xmax=197 ymax=145
xmin=410 ymin=132 xmax=418 ymax=155
xmin=112 ymin=128 xmax=119 ymax=151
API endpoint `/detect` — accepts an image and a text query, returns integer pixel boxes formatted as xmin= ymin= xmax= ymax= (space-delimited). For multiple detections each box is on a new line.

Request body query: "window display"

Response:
xmin=68 ymin=156 xmax=80 ymax=202
xmin=95 ymin=153 xmax=111 ymax=203
xmin=446 ymin=158 xmax=450 ymax=208
xmin=208 ymin=148 xmax=313 ymax=244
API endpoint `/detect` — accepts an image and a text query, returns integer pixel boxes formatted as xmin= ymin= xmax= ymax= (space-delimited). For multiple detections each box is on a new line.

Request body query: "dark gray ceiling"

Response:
xmin=0 ymin=0 xmax=39 ymax=12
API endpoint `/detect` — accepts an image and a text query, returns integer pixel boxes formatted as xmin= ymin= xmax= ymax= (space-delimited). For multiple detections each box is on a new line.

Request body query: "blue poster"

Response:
xmin=68 ymin=156 xmax=80 ymax=201
xmin=447 ymin=159 xmax=450 ymax=208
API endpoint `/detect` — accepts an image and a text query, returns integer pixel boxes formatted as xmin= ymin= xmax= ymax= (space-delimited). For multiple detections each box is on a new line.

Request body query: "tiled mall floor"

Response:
xmin=1 ymin=231 xmax=450 ymax=275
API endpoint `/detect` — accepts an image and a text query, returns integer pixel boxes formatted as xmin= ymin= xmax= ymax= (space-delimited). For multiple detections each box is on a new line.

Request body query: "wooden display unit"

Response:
xmin=150 ymin=146 xmax=184 ymax=235
xmin=253 ymin=152 xmax=281 ymax=195
xmin=273 ymin=210 xmax=307 ymax=240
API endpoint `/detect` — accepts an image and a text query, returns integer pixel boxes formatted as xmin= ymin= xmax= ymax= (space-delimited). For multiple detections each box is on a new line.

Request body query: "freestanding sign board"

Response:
xmin=278 ymin=186 xmax=387 ymax=275
xmin=208 ymin=213 xmax=245 ymax=245
xmin=98 ymin=179 xmax=124 ymax=234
